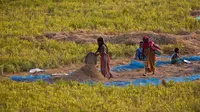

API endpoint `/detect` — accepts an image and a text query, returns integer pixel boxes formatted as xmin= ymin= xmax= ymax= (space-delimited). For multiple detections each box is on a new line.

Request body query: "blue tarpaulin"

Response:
xmin=10 ymin=74 xmax=200 ymax=86
xmin=197 ymin=16 xmax=200 ymax=21
xmin=10 ymin=56 xmax=200 ymax=86
xmin=182 ymin=56 xmax=200 ymax=61
xmin=104 ymin=81 xmax=131 ymax=86
xmin=164 ymin=74 xmax=200 ymax=83
xmin=111 ymin=60 xmax=171 ymax=72
xmin=132 ymin=77 xmax=161 ymax=86
xmin=104 ymin=74 xmax=200 ymax=86
xmin=10 ymin=74 xmax=51 ymax=82
xmin=111 ymin=60 xmax=144 ymax=72
xmin=111 ymin=56 xmax=200 ymax=72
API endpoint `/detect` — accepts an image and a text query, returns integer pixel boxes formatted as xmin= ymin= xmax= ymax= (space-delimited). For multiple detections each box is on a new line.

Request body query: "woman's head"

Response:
xmin=139 ymin=41 xmax=143 ymax=48
xmin=143 ymin=36 xmax=149 ymax=43
xmin=97 ymin=37 xmax=108 ymax=52
xmin=97 ymin=37 xmax=104 ymax=46
xmin=174 ymin=48 xmax=179 ymax=53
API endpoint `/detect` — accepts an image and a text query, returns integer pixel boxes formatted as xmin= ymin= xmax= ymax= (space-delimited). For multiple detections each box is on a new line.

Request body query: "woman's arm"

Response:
xmin=95 ymin=50 xmax=100 ymax=56
xmin=101 ymin=45 xmax=107 ymax=55
xmin=177 ymin=54 xmax=180 ymax=58
xmin=153 ymin=44 xmax=161 ymax=50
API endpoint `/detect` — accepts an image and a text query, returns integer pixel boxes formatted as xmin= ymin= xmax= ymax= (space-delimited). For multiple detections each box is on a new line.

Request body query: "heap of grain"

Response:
xmin=61 ymin=52 xmax=107 ymax=82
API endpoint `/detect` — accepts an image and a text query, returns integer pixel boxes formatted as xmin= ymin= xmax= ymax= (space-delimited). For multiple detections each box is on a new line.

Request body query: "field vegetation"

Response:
xmin=0 ymin=37 xmax=137 ymax=73
xmin=1 ymin=0 xmax=199 ymax=73
xmin=0 ymin=79 xmax=200 ymax=112
xmin=1 ymin=0 xmax=200 ymax=37
xmin=1 ymin=1 xmax=200 ymax=111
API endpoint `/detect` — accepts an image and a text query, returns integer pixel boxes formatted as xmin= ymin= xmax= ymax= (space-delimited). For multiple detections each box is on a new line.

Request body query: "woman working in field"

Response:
xmin=95 ymin=37 xmax=113 ymax=79
xmin=143 ymin=36 xmax=161 ymax=76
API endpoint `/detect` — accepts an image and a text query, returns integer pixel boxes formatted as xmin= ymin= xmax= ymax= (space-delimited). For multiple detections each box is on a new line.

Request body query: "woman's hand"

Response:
xmin=95 ymin=52 xmax=99 ymax=56
xmin=154 ymin=44 xmax=161 ymax=50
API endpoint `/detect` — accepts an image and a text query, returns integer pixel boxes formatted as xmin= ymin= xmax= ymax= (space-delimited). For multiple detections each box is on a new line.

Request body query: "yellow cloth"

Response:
xmin=144 ymin=48 xmax=156 ymax=73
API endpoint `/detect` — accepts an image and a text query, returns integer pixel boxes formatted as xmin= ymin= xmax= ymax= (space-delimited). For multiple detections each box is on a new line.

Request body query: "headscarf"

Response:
xmin=142 ymin=36 xmax=157 ymax=52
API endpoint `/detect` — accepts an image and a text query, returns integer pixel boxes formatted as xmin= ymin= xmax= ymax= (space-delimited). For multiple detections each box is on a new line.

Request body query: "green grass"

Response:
xmin=1 ymin=0 xmax=200 ymax=72
xmin=1 ymin=0 xmax=200 ymax=37
xmin=161 ymin=44 xmax=184 ymax=54
xmin=0 ymin=37 xmax=187 ymax=73
xmin=1 ymin=1 xmax=200 ymax=111
xmin=0 ymin=79 xmax=200 ymax=112
xmin=0 ymin=37 xmax=137 ymax=73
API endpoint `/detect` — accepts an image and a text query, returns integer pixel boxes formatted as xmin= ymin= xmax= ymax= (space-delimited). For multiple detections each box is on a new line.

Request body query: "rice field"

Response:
xmin=1 ymin=1 xmax=200 ymax=111
xmin=1 ymin=0 xmax=199 ymax=73
xmin=0 ymin=79 xmax=200 ymax=112
xmin=1 ymin=0 xmax=200 ymax=37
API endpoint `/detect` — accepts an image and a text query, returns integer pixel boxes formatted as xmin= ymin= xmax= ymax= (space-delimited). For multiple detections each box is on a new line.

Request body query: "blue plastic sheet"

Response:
xmin=157 ymin=55 xmax=171 ymax=58
xmin=164 ymin=74 xmax=200 ymax=83
xmin=111 ymin=60 xmax=171 ymax=72
xmin=10 ymin=74 xmax=200 ymax=86
xmin=111 ymin=60 xmax=144 ymax=72
xmin=104 ymin=78 xmax=161 ymax=87
xmin=132 ymin=78 xmax=161 ymax=86
xmin=10 ymin=56 xmax=200 ymax=85
xmin=10 ymin=74 xmax=51 ymax=82
xmin=197 ymin=16 xmax=200 ymax=21
xmin=81 ymin=80 xmax=95 ymax=86
xmin=155 ymin=60 xmax=171 ymax=66
xmin=103 ymin=74 xmax=200 ymax=86
xmin=111 ymin=56 xmax=200 ymax=72
xmin=182 ymin=56 xmax=200 ymax=61
xmin=104 ymin=81 xmax=131 ymax=86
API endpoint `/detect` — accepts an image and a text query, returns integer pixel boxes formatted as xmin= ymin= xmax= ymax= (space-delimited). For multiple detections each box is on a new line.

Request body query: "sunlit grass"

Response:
xmin=1 ymin=0 xmax=200 ymax=37
xmin=0 ymin=79 xmax=200 ymax=112
xmin=0 ymin=37 xmax=137 ymax=73
xmin=1 ymin=0 xmax=200 ymax=72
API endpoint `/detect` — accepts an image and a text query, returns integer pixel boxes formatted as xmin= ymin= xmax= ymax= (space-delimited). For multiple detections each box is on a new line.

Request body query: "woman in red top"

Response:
xmin=143 ymin=36 xmax=161 ymax=76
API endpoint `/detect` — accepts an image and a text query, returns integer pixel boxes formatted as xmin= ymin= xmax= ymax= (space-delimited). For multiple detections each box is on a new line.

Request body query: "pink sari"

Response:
xmin=99 ymin=45 xmax=112 ymax=78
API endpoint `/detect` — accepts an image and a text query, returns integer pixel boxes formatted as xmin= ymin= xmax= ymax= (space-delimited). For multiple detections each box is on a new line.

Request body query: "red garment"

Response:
xmin=99 ymin=44 xmax=112 ymax=78
xmin=143 ymin=36 xmax=148 ymax=39
xmin=100 ymin=54 xmax=112 ymax=78
xmin=143 ymin=40 xmax=157 ymax=51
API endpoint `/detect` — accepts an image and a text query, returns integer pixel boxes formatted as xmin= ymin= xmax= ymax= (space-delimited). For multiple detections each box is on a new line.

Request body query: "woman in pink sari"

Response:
xmin=143 ymin=36 xmax=161 ymax=76
xmin=95 ymin=37 xmax=113 ymax=79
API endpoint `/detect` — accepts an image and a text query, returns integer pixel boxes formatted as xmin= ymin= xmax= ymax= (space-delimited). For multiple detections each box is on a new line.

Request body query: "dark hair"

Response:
xmin=97 ymin=37 xmax=103 ymax=42
xmin=139 ymin=41 xmax=143 ymax=44
xmin=97 ymin=37 xmax=108 ymax=52
xmin=174 ymin=48 xmax=179 ymax=53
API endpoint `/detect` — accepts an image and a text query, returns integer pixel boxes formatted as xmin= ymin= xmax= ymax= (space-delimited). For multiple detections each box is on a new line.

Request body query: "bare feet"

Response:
xmin=108 ymin=73 xmax=114 ymax=79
